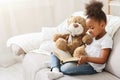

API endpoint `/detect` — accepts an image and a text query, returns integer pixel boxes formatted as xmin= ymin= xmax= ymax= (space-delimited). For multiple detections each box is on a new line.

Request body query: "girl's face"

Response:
xmin=86 ymin=18 xmax=106 ymax=40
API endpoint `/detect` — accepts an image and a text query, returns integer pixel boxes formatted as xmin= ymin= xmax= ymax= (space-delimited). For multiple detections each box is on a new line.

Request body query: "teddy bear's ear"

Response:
xmin=67 ymin=16 xmax=74 ymax=25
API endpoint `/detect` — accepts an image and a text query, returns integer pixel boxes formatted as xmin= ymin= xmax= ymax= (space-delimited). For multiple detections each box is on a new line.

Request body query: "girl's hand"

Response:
xmin=77 ymin=55 xmax=87 ymax=66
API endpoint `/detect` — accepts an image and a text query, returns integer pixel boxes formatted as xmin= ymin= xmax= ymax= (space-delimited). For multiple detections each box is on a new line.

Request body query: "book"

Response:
xmin=53 ymin=47 xmax=79 ymax=63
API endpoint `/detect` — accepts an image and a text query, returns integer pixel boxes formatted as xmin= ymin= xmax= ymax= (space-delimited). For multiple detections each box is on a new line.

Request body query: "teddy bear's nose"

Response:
xmin=73 ymin=23 xmax=78 ymax=28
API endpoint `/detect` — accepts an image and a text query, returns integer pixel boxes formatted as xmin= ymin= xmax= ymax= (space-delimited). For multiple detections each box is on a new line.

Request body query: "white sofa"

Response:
xmin=5 ymin=11 xmax=120 ymax=80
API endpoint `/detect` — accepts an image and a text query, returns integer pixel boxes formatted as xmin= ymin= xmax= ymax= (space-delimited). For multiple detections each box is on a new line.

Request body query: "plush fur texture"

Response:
xmin=53 ymin=16 xmax=93 ymax=57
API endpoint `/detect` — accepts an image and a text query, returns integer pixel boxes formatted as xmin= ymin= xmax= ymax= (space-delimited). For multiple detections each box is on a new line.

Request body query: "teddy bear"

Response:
xmin=53 ymin=16 xmax=93 ymax=58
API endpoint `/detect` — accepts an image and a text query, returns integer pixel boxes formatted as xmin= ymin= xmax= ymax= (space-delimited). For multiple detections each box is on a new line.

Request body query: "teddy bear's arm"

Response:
xmin=53 ymin=34 xmax=62 ymax=42
xmin=68 ymin=39 xmax=83 ymax=54
xmin=53 ymin=34 xmax=69 ymax=42
xmin=82 ymin=34 xmax=93 ymax=45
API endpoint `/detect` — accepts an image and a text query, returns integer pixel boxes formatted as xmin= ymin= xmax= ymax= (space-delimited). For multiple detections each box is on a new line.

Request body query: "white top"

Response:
xmin=85 ymin=33 xmax=113 ymax=72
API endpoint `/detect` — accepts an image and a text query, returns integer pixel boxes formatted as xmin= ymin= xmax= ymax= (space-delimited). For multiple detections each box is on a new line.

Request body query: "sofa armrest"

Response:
xmin=7 ymin=32 xmax=43 ymax=55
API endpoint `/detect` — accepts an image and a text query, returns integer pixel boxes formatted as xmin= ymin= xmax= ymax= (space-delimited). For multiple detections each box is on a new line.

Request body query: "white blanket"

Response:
xmin=7 ymin=33 xmax=43 ymax=53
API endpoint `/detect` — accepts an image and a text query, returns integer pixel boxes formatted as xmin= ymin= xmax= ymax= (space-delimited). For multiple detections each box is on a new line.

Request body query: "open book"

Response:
xmin=53 ymin=47 xmax=79 ymax=63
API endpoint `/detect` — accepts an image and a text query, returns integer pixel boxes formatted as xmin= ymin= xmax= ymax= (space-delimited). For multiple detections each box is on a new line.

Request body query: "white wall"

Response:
xmin=109 ymin=0 xmax=120 ymax=16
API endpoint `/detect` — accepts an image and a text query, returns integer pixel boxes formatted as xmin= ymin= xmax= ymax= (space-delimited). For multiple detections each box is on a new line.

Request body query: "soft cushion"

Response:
xmin=105 ymin=28 xmax=120 ymax=78
xmin=38 ymin=27 xmax=57 ymax=55
xmin=39 ymin=40 xmax=55 ymax=53
xmin=106 ymin=15 xmax=120 ymax=38
xmin=41 ymin=27 xmax=57 ymax=41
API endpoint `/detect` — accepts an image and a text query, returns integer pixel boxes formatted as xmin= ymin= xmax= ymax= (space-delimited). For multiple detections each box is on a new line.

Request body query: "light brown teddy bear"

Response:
xmin=53 ymin=16 xmax=93 ymax=58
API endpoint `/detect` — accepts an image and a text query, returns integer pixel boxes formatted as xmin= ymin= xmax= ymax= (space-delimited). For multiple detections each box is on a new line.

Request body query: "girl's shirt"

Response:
xmin=85 ymin=33 xmax=113 ymax=72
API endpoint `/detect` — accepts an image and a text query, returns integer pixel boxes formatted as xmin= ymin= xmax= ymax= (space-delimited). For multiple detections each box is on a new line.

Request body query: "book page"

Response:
xmin=53 ymin=47 xmax=79 ymax=63
xmin=62 ymin=57 xmax=79 ymax=63
xmin=53 ymin=47 xmax=72 ymax=60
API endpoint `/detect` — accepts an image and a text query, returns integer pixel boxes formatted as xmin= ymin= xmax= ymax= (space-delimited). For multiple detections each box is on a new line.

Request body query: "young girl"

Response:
xmin=49 ymin=0 xmax=113 ymax=76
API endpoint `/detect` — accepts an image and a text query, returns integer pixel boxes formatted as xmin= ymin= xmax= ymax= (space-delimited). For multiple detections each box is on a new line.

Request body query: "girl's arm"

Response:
xmin=77 ymin=48 xmax=111 ymax=65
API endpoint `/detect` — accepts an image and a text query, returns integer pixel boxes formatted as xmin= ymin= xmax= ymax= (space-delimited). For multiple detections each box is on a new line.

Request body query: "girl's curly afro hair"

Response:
xmin=85 ymin=0 xmax=107 ymax=24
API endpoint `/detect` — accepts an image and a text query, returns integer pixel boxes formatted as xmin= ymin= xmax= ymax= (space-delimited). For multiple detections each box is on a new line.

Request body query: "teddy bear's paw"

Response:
xmin=56 ymin=38 xmax=68 ymax=51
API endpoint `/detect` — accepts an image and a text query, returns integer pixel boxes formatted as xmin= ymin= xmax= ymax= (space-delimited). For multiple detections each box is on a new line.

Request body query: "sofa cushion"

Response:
xmin=105 ymin=28 xmax=120 ymax=78
xmin=58 ymin=72 xmax=120 ymax=80
xmin=25 ymin=53 xmax=119 ymax=80
xmin=36 ymin=68 xmax=120 ymax=80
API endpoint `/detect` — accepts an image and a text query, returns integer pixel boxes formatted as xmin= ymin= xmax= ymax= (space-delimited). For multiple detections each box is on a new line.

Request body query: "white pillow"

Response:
xmin=39 ymin=40 xmax=55 ymax=53
xmin=41 ymin=27 xmax=57 ymax=41
xmin=40 ymin=27 xmax=57 ymax=54
xmin=106 ymin=15 xmax=120 ymax=38
xmin=31 ymin=41 xmax=55 ymax=56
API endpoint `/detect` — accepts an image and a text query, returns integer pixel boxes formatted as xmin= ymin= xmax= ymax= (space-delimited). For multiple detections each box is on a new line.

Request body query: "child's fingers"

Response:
xmin=77 ymin=57 xmax=82 ymax=66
